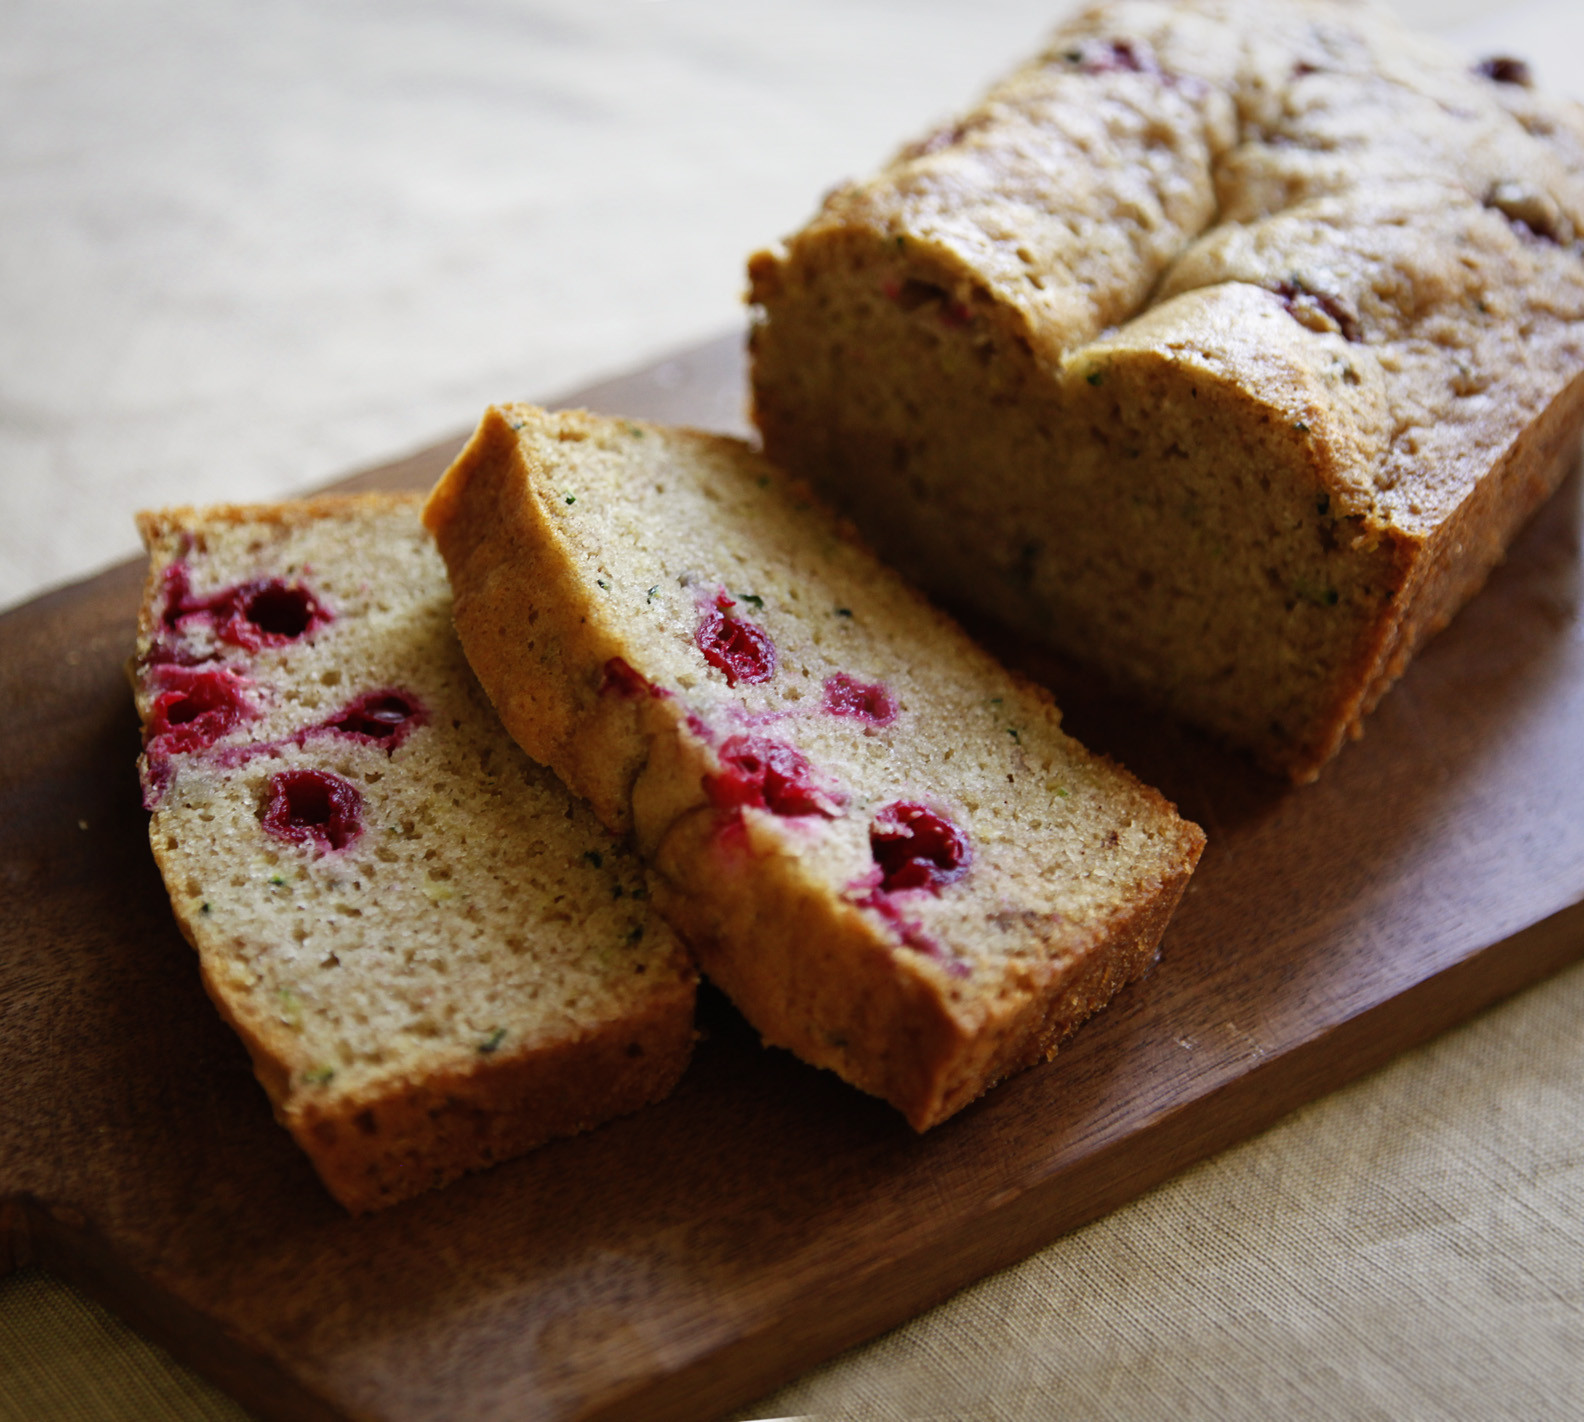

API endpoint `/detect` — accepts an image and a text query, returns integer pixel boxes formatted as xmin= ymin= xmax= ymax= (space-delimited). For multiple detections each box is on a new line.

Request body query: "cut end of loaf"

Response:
xmin=750 ymin=230 xmax=1413 ymax=780
xmin=748 ymin=0 xmax=1584 ymax=783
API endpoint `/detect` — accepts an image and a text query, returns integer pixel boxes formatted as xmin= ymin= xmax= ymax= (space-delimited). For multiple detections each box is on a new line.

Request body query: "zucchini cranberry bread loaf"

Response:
xmin=132 ymin=496 xmax=695 ymax=1212
xmin=748 ymin=0 xmax=1584 ymax=782
xmin=425 ymin=406 xmax=1204 ymax=1130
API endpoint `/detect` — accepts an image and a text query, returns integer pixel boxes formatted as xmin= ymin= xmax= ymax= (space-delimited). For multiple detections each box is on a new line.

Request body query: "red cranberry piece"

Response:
xmin=159 ymin=563 xmax=198 ymax=629
xmin=238 ymin=581 xmax=321 ymax=639
xmin=143 ymin=636 xmax=204 ymax=668
xmin=1273 ymin=280 xmax=1361 ymax=342
xmin=140 ymin=754 xmax=176 ymax=811
xmin=900 ymin=124 xmax=964 ymax=161
xmin=159 ymin=563 xmax=331 ymax=652
xmin=870 ymin=802 xmax=971 ymax=893
xmin=600 ymin=656 xmax=668 ymax=699
xmin=857 ymin=887 xmax=970 ymax=977
xmin=1474 ymin=55 xmax=1532 ymax=86
xmin=884 ymin=277 xmax=934 ymax=310
xmin=696 ymin=606 xmax=776 ymax=686
xmin=146 ymin=667 xmax=253 ymax=754
xmin=705 ymin=734 xmax=843 ymax=818
xmin=1065 ymin=37 xmax=1158 ymax=75
xmin=324 ymin=690 xmax=426 ymax=751
xmin=261 ymin=769 xmax=363 ymax=853
xmin=1483 ymin=182 xmax=1568 ymax=245
xmin=881 ymin=277 xmax=975 ymax=328
xmin=939 ymin=299 xmax=974 ymax=329
xmin=218 ymin=579 xmax=330 ymax=650
xmin=162 ymin=566 xmax=211 ymax=632
xmin=147 ymin=566 xmax=213 ymax=665
xmin=823 ymin=673 xmax=899 ymax=727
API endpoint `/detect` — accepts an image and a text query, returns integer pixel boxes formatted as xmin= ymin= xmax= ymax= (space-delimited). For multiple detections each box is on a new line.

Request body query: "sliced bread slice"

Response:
xmin=425 ymin=407 xmax=1204 ymax=1130
xmin=132 ymin=494 xmax=695 ymax=1212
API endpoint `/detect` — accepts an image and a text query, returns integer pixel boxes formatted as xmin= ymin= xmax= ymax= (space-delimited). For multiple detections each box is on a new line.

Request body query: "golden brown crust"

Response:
xmin=158 ymin=852 xmax=696 ymax=1213
xmin=1342 ymin=364 xmax=1584 ymax=749
xmin=277 ymin=984 xmax=696 ymax=1214
xmin=426 ymin=411 xmax=656 ymax=833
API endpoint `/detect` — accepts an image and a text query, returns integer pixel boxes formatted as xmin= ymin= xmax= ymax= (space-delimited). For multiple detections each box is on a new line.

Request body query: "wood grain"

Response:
xmin=2 ymin=332 xmax=1582 ymax=1422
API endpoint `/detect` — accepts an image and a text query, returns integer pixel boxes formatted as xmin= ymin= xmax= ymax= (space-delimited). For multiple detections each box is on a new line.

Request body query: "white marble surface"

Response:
xmin=4 ymin=3 xmax=1584 ymax=1420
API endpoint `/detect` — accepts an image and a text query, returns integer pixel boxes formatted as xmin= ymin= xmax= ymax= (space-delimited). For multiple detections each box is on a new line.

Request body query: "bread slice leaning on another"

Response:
xmin=425 ymin=406 xmax=1205 ymax=1131
xmin=132 ymin=495 xmax=696 ymax=1212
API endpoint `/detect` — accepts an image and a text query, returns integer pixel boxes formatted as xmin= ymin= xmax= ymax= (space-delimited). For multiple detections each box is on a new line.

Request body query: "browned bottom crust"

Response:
xmin=650 ymin=803 xmax=1199 ymax=1131
xmin=162 ymin=825 xmax=698 ymax=1215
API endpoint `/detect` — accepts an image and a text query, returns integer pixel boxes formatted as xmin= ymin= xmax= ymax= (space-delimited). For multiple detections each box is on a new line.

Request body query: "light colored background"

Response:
xmin=3 ymin=1 xmax=1582 ymax=1419
xmin=0 ymin=0 xmax=1549 ymax=615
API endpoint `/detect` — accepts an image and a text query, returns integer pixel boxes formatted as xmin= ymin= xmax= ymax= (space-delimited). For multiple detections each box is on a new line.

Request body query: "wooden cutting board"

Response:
xmin=3 ymin=332 xmax=1582 ymax=1422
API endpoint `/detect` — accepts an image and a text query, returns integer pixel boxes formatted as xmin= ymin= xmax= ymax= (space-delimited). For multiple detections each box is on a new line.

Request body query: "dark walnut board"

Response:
xmin=4 ymin=332 xmax=1583 ymax=1422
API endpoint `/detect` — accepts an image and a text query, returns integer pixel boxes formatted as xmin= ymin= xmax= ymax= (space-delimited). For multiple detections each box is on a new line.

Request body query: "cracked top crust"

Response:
xmin=750 ymin=0 xmax=1584 ymax=538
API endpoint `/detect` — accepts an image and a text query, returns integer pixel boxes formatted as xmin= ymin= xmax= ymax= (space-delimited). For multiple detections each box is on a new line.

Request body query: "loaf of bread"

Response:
xmin=132 ymin=496 xmax=695 ymax=1212
xmin=425 ymin=406 xmax=1204 ymax=1130
xmin=747 ymin=0 xmax=1584 ymax=782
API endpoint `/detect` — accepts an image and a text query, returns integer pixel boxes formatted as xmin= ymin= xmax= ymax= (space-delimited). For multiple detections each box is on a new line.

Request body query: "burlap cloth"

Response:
xmin=3 ymin=1 xmax=1581 ymax=1417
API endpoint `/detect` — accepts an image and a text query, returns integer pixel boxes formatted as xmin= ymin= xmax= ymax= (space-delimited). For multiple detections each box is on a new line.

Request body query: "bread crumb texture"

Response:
xmin=425 ymin=409 xmax=1204 ymax=1130
xmin=132 ymin=495 xmax=695 ymax=1212
xmin=748 ymin=0 xmax=1584 ymax=781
